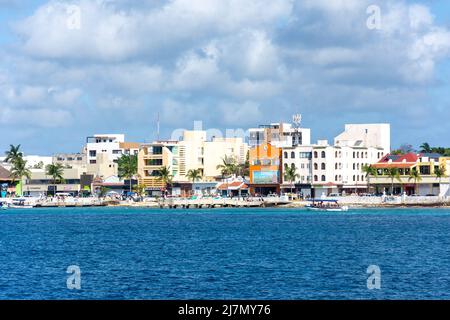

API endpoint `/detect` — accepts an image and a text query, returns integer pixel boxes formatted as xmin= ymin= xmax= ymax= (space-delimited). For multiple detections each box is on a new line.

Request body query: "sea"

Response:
xmin=1 ymin=207 xmax=450 ymax=300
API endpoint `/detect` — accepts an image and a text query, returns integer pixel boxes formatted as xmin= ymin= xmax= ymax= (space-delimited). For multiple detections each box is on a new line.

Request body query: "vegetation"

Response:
xmin=45 ymin=163 xmax=65 ymax=195
xmin=156 ymin=166 xmax=173 ymax=190
xmin=117 ymin=154 xmax=138 ymax=193
xmin=435 ymin=166 xmax=447 ymax=184
xmin=362 ymin=164 xmax=378 ymax=193
xmin=5 ymin=145 xmax=31 ymax=190
xmin=216 ymin=154 xmax=249 ymax=178
xmin=284 ymin=165 xmax=300 ymax=194
xmin=386 ymin=167 xmax=401 ymax=195
xmin=419 ymin=142 xmax=450 ymax=156
xmin=408 ymin=169 xmax=422 ymax=195
xmin=186 ymin=169 xmax=202 ymax=184
xmin=9 ymin=157 xmax=31 ymax=183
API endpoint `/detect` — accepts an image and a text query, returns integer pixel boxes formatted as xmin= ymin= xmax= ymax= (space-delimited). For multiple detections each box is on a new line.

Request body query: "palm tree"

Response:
xmin=46 ymin=163 xmax=65 ymax=195
xmin=284 ymin=165 xmax=300 ymax=194
xmin=187 ymin=169 xmax=202 ymax=184
xmin=434 ymin=166 xmax=447 ymax=195
xmin=362 ymin=164 xmax=378 ymax=193
xmin=117 ymin=154 xmax=138 ymax=193
xmin=4 ymin=144 xmax=23 ymax=164
xmin=420 ymin=142 xmax=432 ymax=153
xmin=408 ymin=168 xmax=422 ymax=195
xmin=386 ymin=167 xmax=401 ymax=195
xmin=216 ymin=155 xmax=237 ymax=177
xmin=156 ymin=166 xmax=173 ymax=192
xmin=10 ymin=157 xmax=32 ymax=196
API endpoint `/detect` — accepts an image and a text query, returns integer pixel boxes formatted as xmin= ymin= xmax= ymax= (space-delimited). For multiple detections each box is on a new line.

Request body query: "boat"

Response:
xmin=305 ymin=199 xmax=349 ymax=212
xmin=1 ymin=203 xmax=8 ymax=210
xmin=8 ymin=198 xmax=35 ymax=209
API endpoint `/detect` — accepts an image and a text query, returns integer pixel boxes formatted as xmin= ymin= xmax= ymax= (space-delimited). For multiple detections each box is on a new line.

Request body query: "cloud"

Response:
xmin=0 ymin=0 xmax=449 ymax=154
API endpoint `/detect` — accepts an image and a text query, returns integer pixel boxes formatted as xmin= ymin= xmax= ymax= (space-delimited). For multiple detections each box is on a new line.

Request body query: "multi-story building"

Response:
xmin=249 ymin=122 xmax=311 ymax=148
xmin=84 ymin=134 xmax=139 ymax=178
xmin=53 ymin=153 xmax=86 ymax=169
xmin=371 ymin=153 xmax=450 ymax=196
xmin=249 ymin=142 xmax=283 ymax=195
xmin=137 ymin=129 xmax=248 ymax=195
xmin=281 ymin=123 xmax=391 ymax=197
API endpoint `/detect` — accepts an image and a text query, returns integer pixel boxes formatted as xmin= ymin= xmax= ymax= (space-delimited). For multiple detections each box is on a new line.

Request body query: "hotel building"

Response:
xmin=370 ymin=153 xmax=450 ymax=196
xmin=138 ymin=129 xmax=248 ymax=195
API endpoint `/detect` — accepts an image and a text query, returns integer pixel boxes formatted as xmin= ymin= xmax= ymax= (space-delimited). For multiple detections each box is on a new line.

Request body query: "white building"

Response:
xmin=249 ymin=122 xmax=311 ymax=148
xmin=85 ymin=134 xmax=140 ymax=178
xmin=282 ymin=124 xmax=391 ymax=197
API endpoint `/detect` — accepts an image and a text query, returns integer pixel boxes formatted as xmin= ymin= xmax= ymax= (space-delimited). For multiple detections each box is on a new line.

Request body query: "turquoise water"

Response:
xmin=1 ymin=207 xmax=450 ymax=300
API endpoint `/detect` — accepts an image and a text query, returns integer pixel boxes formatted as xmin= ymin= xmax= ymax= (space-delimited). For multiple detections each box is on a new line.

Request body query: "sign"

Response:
xmin=253 ymin=171 xmax=279 ymax=184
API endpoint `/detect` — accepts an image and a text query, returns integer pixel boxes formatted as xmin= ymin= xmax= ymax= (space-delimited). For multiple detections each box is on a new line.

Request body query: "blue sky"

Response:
xmin=0 ymin=0 xmax=449 ymax=155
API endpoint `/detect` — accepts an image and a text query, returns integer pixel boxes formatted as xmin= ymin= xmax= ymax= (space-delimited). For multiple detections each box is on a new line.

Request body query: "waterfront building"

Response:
xmin=249 ymin=122 xmax=311 ymax=148
xmin=0 ymin=165 xmax=13 ymax=197
xmin=138 ymin=129 xmax=248 ymax=195
xmin=371 ymin=153 xmax=450 ymax=196
xmin=281 ymin=123 xmax=391 ymax=197
xmin=249 ymin=142 xmax=282 ymax=195
xmin=53 ymin=153 xmax=86 ymax=169
xmin=22 ymin=166 xmax=86 ymax=196
xmin=84 ymin=134 xmax=139 ymax=178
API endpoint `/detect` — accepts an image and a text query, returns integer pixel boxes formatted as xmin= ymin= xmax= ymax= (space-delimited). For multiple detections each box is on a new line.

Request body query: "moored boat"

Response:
xmin=305 ymin=199 xmax=349 ymax=212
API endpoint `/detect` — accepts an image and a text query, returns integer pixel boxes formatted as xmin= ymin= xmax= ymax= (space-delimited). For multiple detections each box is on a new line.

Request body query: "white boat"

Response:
xmin=305 ymin=199 xmax=349 ymax=212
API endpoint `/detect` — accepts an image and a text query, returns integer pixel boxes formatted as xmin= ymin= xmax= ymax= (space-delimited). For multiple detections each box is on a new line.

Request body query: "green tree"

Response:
xmin=386 ymin=167 xmax=401 ymax=195
xmin=187 ymin=169 xmax=202 ymax=184
xmin=408 ymin=168 xmax=422 ymax=195
xmin=4 ymin=144 xmax=23 ymax=164
xmin=420 ymin=142 xmax=432 ymax=153
xmin=362 ymin=164 xmax=378 ymax=193
xmin=434 ymin=165 xmax=447 ymax=194
xmin=117 ymin=154 xmax=138 ymax=193
xmin=10 ymin=157 xmax=32 ymax=184
xmin=46 ymin=163 xmax=65 ymax=195
xmin=284 ymin=165 xmax=300 ymax=194
xmin=156 ymin=166 xmax=173 ymax=191
xmin=216 ymin=155 xmax=237 ymax=177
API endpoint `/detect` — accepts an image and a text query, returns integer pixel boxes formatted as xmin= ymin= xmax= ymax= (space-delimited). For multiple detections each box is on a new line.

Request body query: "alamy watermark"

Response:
xmin=367 ymin=265 xmax=381 ymax=290
xmin=366 ymin=4 xmax=382 ymax=30
xmin=67 ymin=265 xmax=81 ymax=290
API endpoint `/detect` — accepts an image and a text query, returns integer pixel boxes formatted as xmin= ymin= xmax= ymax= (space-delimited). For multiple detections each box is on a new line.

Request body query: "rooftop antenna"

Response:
xmin=292 ymin=113 xmax=302 ymax=146
xmin=156 ymin=112 xmax=160 ymax=141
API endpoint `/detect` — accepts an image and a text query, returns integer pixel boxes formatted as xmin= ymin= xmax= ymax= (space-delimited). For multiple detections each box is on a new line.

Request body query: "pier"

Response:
xmin=158 ymin=196 xmax=291 ymax=209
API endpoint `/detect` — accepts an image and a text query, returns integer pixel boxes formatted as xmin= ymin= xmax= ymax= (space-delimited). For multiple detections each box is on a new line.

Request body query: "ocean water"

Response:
xmin=1 ymin=207 xmax=450 ymax=300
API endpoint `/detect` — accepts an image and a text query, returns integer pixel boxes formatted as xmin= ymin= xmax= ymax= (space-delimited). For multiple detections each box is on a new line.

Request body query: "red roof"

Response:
xmin=217 ymin=181 xmax=249 ymax=190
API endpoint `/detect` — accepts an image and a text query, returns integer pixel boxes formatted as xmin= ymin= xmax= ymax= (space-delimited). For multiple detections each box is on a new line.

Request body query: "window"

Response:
xmin=314 ymin=151 xmax=318 ymax=158
xmin=314 ymin=175 xmax=318 ymax=182
xmin=321 ymin=151 xmax=326 ymax=158
xmin=291 ymin=163 xmax=295 ymax=170
xmin=284 ymin=163 xmax=288 ymax=170
xmin=284 ymin=152 xmax=288 ymax=159
xmin=314 ymin=163 xmax=318 ymax=170
xmin=89 ymin=150 xmax=96 ymax=157
xmin=335 ymin=163 xmax=338 ymax=170
xmin=291 ymin=152 xmax=295 ymax=159
xmin=90 ymin=160 xmax=96 ymax=164
xmin=321 ymin=163 xmax=326 ymax=170
xmin=321 ymin=175 xmax=326 ymax=182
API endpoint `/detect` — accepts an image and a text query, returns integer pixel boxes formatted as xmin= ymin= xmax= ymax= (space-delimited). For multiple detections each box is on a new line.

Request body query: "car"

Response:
xmin=328 ymin=193 xmax=341 ymax=197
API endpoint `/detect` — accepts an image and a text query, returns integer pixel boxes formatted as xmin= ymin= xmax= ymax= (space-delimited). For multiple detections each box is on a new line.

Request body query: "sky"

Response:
xmin=0 ymin=0 xmax=449 ymax=155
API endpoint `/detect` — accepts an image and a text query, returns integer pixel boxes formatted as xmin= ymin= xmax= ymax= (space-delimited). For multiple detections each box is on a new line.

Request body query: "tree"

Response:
xmin=156 ymin=166 xmax=173 ymax=191
xmin=34 ymin=161 xmax=44 ymax=169
xmin=117 ymin=154 xmax=138 ymax=193
xmin=46 ymin=163 xmax=65 ymax=195
xmin=386 ymin=167 xmax=401 ymax=195
xmin=434 ymin=166 xmax=447 ymax=194
xmin=408 ymin=168 xmax=422 ymax=195
xmin=216 ymin=155 xmax=237 ymax=178
xmin=10 ymin=157 xmax=32 ymax=184
xmin=187 ymin=169 xmax=202 ymax=184
xmin=284 ymin=165 xmax=300 ymax=194
xmin=362 ymin=165 xmax=378 ymax=193
xmin=4 ymin=144 xmax=23 ymax=164
xmin=420 ymin=142 xmax=432 ymax=153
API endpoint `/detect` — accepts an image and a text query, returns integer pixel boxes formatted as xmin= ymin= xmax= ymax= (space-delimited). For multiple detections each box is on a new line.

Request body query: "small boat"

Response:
xmin=305 ymin=199 xmax=349 ymax=212
xmin=1 ymin=203 xmax=8 ymax=210
xmin=9 ymin=198 xmax=34 ymax=209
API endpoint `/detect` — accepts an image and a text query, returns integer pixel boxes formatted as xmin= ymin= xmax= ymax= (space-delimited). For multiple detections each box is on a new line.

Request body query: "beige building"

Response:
xmin=138 ymin=130 xmax=248 ymax=192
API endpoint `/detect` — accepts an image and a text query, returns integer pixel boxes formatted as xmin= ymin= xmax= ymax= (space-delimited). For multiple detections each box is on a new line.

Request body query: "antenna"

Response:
xmin=292 ymin=113 xmax=302 ymax=128
xmin=157 ymin=112 xmax=160 ymax=141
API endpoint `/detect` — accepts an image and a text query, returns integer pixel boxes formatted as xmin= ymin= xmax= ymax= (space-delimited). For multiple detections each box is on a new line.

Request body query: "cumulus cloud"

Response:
xmin=0 ymin=0 xmax=449 ymax=153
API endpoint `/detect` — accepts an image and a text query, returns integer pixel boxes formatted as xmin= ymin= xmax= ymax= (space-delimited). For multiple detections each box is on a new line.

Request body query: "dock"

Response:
xmin=158 ymin=196 xmax=291 ymax=209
